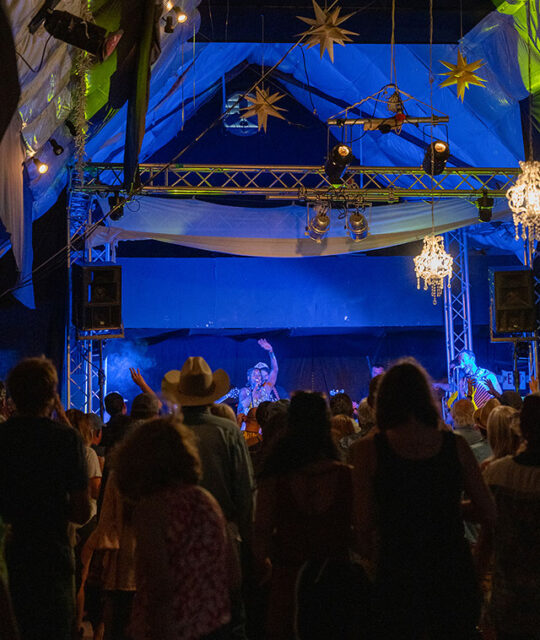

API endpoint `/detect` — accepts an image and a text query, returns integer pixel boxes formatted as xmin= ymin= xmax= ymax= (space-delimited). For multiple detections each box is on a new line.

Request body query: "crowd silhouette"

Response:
xmin=0 ymin=354 xmax=539 ymax=640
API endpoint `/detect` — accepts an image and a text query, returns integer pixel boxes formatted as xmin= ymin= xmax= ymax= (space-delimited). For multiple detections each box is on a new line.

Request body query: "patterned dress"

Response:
xmin=130 ymin=485 xmax=231 ymax=640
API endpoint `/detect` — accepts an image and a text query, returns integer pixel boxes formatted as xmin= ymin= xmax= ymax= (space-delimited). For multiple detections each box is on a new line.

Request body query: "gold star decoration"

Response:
xmin=242 ymin=86 xmax=287 ymax=133
xmin=297 ymin=0 xmax=357 ymax=63
xmin=439 ymin=50 xmax=486 ymax=101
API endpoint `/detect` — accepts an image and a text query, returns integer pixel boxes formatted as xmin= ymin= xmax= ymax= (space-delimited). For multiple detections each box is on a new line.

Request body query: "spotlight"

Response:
xmin=164 ymin=16 xmax=175 ymax=33
xmin=422 ymin=140 xmax=450 ymax=176
xmin=324 ymin=144 xmax=354 ymax=185
xmin=346 ymin=210 xmax=369 ymax=241
xmin=173 ymin=7 xmax=188 ymax=23
xmin=476 ymin=188 xmax=494 ymax=223
xmin=50 ymin=138 xmax=64 ymax=156
xmin=306 ymin=207 xmax=330 ymax=243
xmin=33 ymin=157 xmax=49 ymax=174
xmin=43 ymin=11 xmax=123 ymax=62
xmin=108 ymin=194 xmax=124 ymax=221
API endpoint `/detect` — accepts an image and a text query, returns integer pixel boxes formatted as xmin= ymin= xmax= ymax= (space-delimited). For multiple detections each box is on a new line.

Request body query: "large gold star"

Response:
xmin=297 ymin=0 xmax=357 ymax=63
xmin=242 ymin=86 xmax=287 ymax=133
xmin=439 ymin=50 xmax=486 ymax=101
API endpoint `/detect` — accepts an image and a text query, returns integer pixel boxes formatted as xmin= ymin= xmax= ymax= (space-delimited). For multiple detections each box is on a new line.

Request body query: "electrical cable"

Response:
xmin=16 ymin=34 xmax=54 ymax=74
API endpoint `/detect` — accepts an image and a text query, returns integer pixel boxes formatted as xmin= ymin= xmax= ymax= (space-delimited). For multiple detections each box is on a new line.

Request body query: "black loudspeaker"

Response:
xmin=494 ymin=269 xmax=536 ymax=333
xmin=72 ymin=263 xmax=122 ymax=330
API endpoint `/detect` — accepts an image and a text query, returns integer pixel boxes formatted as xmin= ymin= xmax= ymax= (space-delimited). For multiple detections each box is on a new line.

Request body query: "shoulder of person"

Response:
xmin=482 ymin=454 xmax=513 ymax=484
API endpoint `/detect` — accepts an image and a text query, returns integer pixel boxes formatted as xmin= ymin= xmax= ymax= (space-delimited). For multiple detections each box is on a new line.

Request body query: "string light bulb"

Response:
xmin=174 ymin=7 xmax=188 ymax=23
xmin=33 ymin=157 xmax=49 ymax=174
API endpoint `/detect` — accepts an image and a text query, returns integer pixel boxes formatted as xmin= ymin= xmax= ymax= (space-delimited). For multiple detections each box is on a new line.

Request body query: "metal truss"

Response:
xmin=65 ymin=170 xmax=121 ymax=415
xmin=443 ymin=229 xmax=473 ymax=388
xmin=75 ymin=163 xmax=519 ymax=201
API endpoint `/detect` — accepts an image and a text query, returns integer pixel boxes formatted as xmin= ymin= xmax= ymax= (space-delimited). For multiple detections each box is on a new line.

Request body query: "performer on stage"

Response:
xmin=456 ymin=349 xmax=502 ymax=408
xmin=237 ymin=339 xmax=279 ymax=415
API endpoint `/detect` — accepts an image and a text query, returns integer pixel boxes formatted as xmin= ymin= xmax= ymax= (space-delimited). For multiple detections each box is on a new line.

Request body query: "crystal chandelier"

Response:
xmin=506 ymin=160 xmax=540 ymax=240
xmin=414 ymin=234 xmax=453 ymax=304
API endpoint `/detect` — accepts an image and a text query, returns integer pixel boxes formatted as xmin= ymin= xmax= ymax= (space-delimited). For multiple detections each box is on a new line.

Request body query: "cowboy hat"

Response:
xmin=162 ymin=357 xmax=230 ymax=407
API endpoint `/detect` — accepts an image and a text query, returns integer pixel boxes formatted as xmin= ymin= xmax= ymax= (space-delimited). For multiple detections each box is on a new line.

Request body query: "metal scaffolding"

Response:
xmin=65 ymin=170 xmax=122 ymax=414
xmin=75 ymin=163 xmax=518 ymax=201
xmin=443 ymin=229 xmax=473 ymax=385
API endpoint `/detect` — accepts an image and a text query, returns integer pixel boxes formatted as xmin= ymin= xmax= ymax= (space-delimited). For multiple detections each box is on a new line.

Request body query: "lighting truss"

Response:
xmin=75 ymin=164 xmax=519 ymax=201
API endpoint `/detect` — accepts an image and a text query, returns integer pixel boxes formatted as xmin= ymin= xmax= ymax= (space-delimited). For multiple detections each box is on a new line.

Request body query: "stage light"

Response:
xmin=43 ymin=10 xmax=123 ymax=62
xmin=173 ymin=7 xmax=188 ymax=23
xmin=108 ymin=194 xmax=124 ymax=221
xmin=476 ymin=188 xmax=494 ymax=223
xmin=422 ymin=140 xmax=450 ymax=176
xmin=306 ymin=207 xmax=330 ymax=243
xmin=347 ymin=210 xmax=369 ymax=241
xmin=50 ymin=138 xmax=64 ymax=156
xmin=164 ymin=16 xmax=175 ymax=33
xmin=324 ymin=144 xmax=354 ymax=185
xmin=33 ymin=157 xmax=48 ymax=174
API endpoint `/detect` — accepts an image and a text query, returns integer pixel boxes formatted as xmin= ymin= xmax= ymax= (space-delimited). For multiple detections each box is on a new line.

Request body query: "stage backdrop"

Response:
xmin=117 ymin=253 xmax=519 ymax=330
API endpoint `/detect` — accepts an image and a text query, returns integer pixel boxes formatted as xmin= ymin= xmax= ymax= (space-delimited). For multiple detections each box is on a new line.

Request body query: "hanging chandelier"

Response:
xmin=414 ymin=235 xmax=453 ymax=304
xmin=506 ymin=160 xmax=540 ymax=241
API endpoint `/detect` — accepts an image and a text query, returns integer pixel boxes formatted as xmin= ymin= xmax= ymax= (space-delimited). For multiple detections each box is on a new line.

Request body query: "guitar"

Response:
xmin=216 ymin=387 xmax=240 ymax=404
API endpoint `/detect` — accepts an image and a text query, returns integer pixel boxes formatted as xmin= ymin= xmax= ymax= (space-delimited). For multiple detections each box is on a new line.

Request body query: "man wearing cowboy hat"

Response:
xmin=162 ymin=356 xmax=254 ymax=538
xmin=162 ymin=357 xmax=254 ymax=639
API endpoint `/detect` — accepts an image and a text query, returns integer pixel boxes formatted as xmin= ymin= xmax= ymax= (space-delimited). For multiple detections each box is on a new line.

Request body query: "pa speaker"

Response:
xmin=494 ymin=269 xmax=536 ymax=333
xmin=72 ymin=262 xmax=122 ymax=330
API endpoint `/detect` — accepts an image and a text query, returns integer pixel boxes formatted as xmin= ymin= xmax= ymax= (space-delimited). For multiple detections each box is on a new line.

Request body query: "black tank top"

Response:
xmin=373 ymin=429 xmax=466 ymax=576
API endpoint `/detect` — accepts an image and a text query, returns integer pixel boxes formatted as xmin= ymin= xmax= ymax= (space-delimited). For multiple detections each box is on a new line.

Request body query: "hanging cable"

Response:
xmin=390 ymin=0 xmax=397 ymax=86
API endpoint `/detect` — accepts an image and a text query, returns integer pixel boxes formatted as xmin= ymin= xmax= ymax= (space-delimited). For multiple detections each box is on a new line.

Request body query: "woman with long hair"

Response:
xmin=349 ymin=359 xmax=495 ymax=640
xmin=254 ymin=392 xmax=365 ymax=640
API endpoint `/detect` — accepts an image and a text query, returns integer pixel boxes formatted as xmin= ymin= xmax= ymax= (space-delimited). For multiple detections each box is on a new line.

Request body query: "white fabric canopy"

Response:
xmin=88 ymin=195 xmax=513 ymax=258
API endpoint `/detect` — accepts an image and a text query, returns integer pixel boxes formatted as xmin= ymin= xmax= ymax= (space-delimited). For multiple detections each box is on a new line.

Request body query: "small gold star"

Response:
xmin=439 ymin=50 xmax=486 ymax=101
xmin=297 ymin=0 xmax=357 ymax=63
xmin=242 ymin=86 xmax=287 ymax=133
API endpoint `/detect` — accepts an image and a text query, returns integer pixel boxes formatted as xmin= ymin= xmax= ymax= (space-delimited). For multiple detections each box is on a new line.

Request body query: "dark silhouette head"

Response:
xmin=376 ymin=359 xmax=440 ymax=431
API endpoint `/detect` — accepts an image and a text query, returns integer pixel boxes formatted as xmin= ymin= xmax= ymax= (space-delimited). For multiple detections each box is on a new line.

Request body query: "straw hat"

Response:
xmin=162 ymin=357 xmax=230 ymax=407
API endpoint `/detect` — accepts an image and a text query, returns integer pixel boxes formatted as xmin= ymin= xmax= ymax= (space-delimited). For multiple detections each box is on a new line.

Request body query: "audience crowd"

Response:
xmin=0 ymin=354 xmax=539 ymax=640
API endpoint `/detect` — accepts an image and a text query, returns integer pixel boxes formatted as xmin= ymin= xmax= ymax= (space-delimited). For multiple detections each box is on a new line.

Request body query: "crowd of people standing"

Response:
xmin=0 ymin=349 xmax=539 ymax=640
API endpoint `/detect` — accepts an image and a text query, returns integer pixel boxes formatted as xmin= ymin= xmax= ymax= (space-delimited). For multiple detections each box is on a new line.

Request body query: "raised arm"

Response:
xmin=258 ymin=339 xmax=278 ymax=386
xmin=130 ymin=368 xmax=163 ymax=410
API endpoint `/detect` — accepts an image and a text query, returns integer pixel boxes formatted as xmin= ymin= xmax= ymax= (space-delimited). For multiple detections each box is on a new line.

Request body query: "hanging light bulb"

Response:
xmin=413 ymin=235 xmax=453 ymax=304
xmin=506 ymin=160 xmax=540 ymax=240
xmin=33 ymin=157 xmax=49 ymax=174
xmin=306 ymin=205 xmax=330 ymax=243
xmin=165 ymin=0 xmax=174 ymax=10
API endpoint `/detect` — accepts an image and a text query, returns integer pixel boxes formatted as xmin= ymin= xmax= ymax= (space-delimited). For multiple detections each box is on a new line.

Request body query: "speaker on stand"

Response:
xmin=491 ymin=269 xmax=537 ymax=392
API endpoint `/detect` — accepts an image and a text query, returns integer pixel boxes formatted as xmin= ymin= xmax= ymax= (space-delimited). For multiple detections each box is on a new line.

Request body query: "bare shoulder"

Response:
xmin=348 ymin=433 xmax=377 ymax=472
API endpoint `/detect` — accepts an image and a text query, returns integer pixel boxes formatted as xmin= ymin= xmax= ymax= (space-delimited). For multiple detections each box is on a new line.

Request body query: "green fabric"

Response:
xmin=124 ymin=0 xmax=161 ymax=191
xmin=86 ymin=0 xmax=122 ymax=119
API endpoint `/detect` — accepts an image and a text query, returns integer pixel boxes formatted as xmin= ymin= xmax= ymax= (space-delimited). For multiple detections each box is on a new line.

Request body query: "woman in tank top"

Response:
xmin=349 ymin=359 xmax=496 ymax=640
